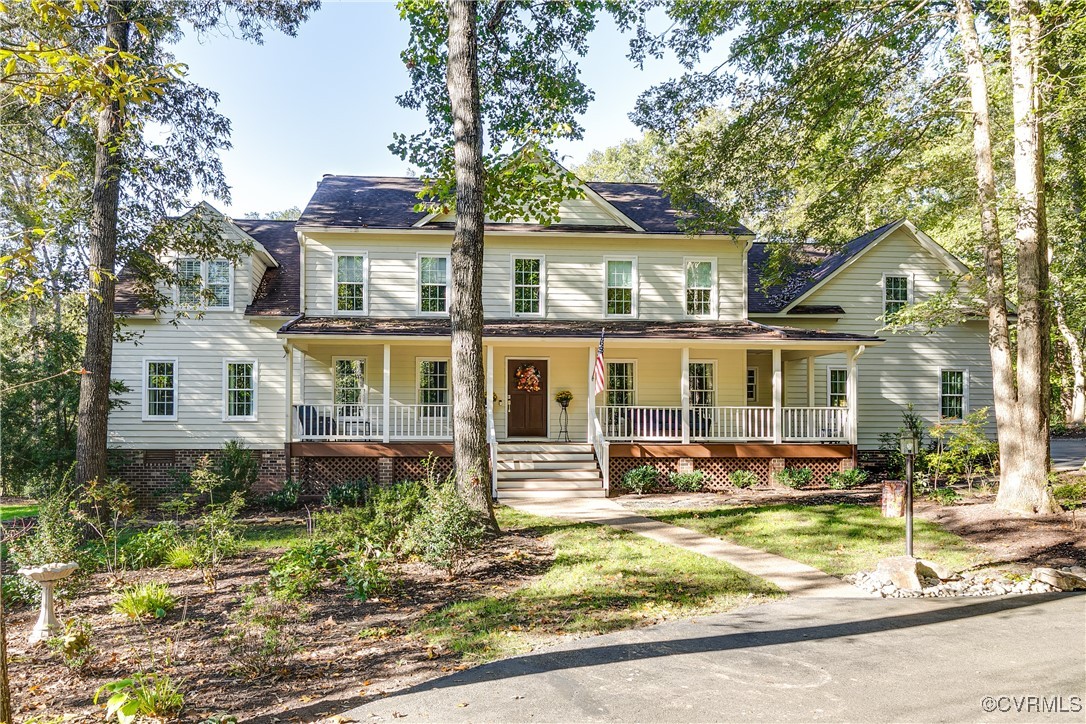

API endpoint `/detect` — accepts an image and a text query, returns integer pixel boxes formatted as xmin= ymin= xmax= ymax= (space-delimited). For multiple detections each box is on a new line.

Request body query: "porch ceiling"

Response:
xmin=279 ymin=316 xmax=883 ymax=347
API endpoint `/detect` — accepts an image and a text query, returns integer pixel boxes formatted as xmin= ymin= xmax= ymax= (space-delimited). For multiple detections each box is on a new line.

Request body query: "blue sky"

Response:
xmin=173 ymin=1 xmax=694 ymax=217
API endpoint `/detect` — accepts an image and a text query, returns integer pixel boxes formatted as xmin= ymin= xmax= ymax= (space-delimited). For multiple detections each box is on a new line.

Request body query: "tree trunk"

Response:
xmin=1054 ymin=287 xmax=1086 ymax=423
xmin=1000 ymin=0 xmax=1059 ymax=513
xmin=446 ymin=0 xmax=497 ymax=530
xmin=954 ymin=0 xmax=1024 ymax=494
xmin=74 ymin=1 xmax=129 ymax=489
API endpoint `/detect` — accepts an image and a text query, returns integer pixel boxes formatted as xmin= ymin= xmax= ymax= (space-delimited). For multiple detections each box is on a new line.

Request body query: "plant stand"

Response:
xmin=558 ymin=400 xmax=571 ymax=442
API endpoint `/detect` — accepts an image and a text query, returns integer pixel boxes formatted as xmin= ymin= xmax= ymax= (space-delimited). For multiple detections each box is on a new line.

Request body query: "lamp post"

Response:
xmin=899 ymin=432 xmax=918 ymax=557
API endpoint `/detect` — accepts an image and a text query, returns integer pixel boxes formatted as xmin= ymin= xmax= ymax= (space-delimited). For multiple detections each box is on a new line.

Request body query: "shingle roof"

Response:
xmin=747 ymin=219 xmax=904 ymax=314
xmin=234 ymin=219 xmax=299 ymax=316
xmin=280 ymin=316 xmax=881 ymax=344
xmin=298 ymin=175 xmax=752 ymax=235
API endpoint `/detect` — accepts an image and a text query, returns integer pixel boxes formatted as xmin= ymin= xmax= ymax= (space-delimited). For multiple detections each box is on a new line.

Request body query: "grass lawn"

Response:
xmin=0 ymin=502 xmax=38 ymax=521
xmin=643 ymin=504 xmax=988 ymax=577
xmin=413 ymin=507 xmax=783 ymax=662
xmin=239 ymin=521 xmax=307 ymax=550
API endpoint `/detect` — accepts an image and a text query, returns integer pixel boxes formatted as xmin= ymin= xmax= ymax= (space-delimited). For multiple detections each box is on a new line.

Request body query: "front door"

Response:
xmin=507 ymin=359 xmax=548 ymax=437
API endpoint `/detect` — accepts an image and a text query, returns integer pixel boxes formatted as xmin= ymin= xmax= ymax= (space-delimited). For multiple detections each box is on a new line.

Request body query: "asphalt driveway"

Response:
xmin=1051 ymin=437 xmax=1086 ymax=471
xmin=334 ymin=593 xmax=1085 ymax=723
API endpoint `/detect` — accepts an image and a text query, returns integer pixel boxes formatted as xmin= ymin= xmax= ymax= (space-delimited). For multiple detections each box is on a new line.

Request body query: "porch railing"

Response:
xmin=590 ymin=414 xmax=610 ymax=494
xmin=487 ymin=406 xmax=498 ymax=498
xmin=782 ymin=406 xmax=849 ymax=442
xmin=596 ymin=405 xmax=775 ymax=442
xmin=293 ymin=403 xmax=451 ymax=441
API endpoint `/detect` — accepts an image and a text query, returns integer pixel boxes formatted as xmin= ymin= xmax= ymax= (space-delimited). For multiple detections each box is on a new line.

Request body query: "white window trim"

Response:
xmin=332 ymin=356 xmax=369 ymax=407
xmin=417 ymin=253 xmax=451 ymax=316
xmin=881 ymin=272 xmax=914 ymax=316
xmin=603 ymin=256 xmax=638 ymax=318
xmin=142 ymin=357 xmax=178 ymax=422
xmin=688 ymin=359 xmax=717 ymax=406
xmin=175 ymin=258 xmax=234 ymax=311
xmin=510 ymin=254 xmax=546 ymax=317
xmin=332 ymin=252 xmax=369 ymax=316
xmin=222 ymin=358 xmax=258 ymax=422
xmin=938 ymin=367 xmax=969 ymax=422
xmin=683 ymin=257 xmax=718 ymax=319
xmin=415 ymin=356 xmax=451 ymax=407
xmin=827 ymin=366 xmax=848 ymax=408
xmin=746 ymin=367 xmax=758 ymax=403
xmin=605 ymin=359 xmax=638 ymax=406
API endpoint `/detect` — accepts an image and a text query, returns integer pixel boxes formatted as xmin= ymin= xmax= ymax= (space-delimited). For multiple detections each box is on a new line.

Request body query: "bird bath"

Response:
xmin=18 ymin=562 xmax=79 ymax=644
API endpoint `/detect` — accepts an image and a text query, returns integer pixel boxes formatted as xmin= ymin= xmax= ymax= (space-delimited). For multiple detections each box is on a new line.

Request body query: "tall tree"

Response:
xmin=394 ymin=0 xmax=613 ymax=522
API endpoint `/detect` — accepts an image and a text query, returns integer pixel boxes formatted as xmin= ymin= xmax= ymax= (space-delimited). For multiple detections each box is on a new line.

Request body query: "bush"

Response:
xmin=928 ymin=408 xmax=997 ymax=489
xmin=189 ymin=492 xmax=245 ymax=590
xmin=928 ymin=487 xmax=962 ymax=505
xmin=94 ymin=673 xmax=184 ymax=721
xmin=120 ymin=522 xmax=181 ymax=570
xmin=668 ymin=470 xmax=706 ymax=492
xmin=223 ymin=586 xmax=300 ymax=677
xmin=47 ymin=617 xmax=95 ymax=671
xmin=268 ymin=541 xmax=340 ymax=600
xmin=729 ymin=470 xmax=759 ymax=489
xmin=113 ymin=581 xmax=177 ymax=620
xmin=340 ymin=548 xmax=389 ymax=601
xmin=217 ymin=440 xmax=258 ymax=499
xmin=323 ymin=478 xmax=369 ymax=508
xmin=315 ymin=480 xmax=424 ymax=557
xmin=622 ymin=465 xmax=659 ymax=495
xmin=406 ymin=482 xmax=487 ymax=574
xmin=1051 ymin=480 xmax=1086 ymax=511
xmin=264 ymin=479 xmax=301 ymax=512
xmin=825 ymin=468 xmax=869 ymax=490
xmin=165 ymin=545 xmax=196 ymax=569
xmin=8 ymin=490 xmax=88 ymax=601
xmin=776 ymin=467 xmax=813 ymax=489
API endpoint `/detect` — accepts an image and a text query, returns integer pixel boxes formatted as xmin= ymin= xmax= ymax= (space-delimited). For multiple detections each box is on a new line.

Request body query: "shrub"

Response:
xmin=47 ymin=617 xmax=95 ymax=670
xmin=406 ymin=482 xmax=487 ymax=574
xmin=825 ymin=468 xmax=870 ymax=490
xmin=190 ymin=491 xmax=245 ymax=590
xmin=776 ymin=467 xmax=813 ymax=489
xmin=928 ymin=408 xmax=997 ymax=489
xmin=165 ymin=545 xmax=196 ymax=569
xmin=622 ymin=465 xmax=659 ymax=495
xmin=217 ymin=440 xmax=258 ymax=499
xmin=94 ymin=673 xmax=184 ymax=722
xmin=928 ymin=487 xmax=962 ymax=505
xmin=1052 ymin=480 xmax=1086 ymax=511
xmin=323 ymin=478 xmax=369 ymax=508
xmin=340 ymin=547 xmax=389 ymax=601
xmin=268 ymin=540 xmax=340 ymax=600
xmin=222 ymin=586 xmax=300 ymax=677
xmin=729 ymin=470 xmax=759 ymax=489
xmin=264 ymin=479 xmax=301 ymax=512
xmin=1 ymin=575 xmax=37 ymax=609
xmin=8 ymin=490 xmax=88 ymax=600
xmin=113 ymin=581 xmax=177 ymax=620
xmin=315 ymin=480 xmax=424 ymax=557
xmin=120 ymin=522 xmax=181 ymax=570
xmin=669 ymin=470 xmax=706 ymax=492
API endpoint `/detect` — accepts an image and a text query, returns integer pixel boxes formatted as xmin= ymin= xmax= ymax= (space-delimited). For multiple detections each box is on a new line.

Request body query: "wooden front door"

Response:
xmin=507 ymin=359 xmax=548 ymax=437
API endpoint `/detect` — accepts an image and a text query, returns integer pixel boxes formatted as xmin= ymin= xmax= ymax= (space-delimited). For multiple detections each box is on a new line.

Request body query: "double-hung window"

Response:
xmin=606 ymin=362 xmax=635 ymax=406
xmin=419 ymin=255 xmax=449 ymax=314
xmin=512 ymin=257 xmax=543 ymax=316
xmin=143 ymin=359 xmax=177 ymax=421
xmin=883 ymin=274 xmax=910 ymax=317
xmin=177 ymin=258 xmax=231 ymax=309
xmin=605 ymin=258 xmax=636 ymax=316
xmin=418 ymin=359 xmax=449 ymax=417
xmin=940 ymin=369 xmax=966 ymax=421
xmin=224 ymin=360 xmax=257 ymax=421
xmin=334 ymin=359 xmax=367 ymax=406
xmin=688 ymin=362 xmax=716 ymax=407
xmin=685 ymin=259 xmax=715 ymax=317
xmin=335 ymin=254 xmax=367 ymax=314
xmin=828 ymin=368 xmax=848 ymax=408
xmin=746 ymin=368 xmax=758 ymax=403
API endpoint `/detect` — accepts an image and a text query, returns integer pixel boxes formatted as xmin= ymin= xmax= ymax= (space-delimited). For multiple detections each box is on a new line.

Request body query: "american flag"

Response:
xmin=593 ymin=329 xmax=606 ymax=396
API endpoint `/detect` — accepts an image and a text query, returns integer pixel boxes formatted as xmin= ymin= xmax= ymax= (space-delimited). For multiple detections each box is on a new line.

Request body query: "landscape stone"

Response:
xmin=876 ymin=556 xmax=924 ymax=591
xmin=1031 ymin=567 xmax=1086 ymax=591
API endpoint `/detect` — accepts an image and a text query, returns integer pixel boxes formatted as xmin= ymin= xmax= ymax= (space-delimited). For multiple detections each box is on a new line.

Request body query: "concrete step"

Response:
xmin=498 ymin=443 xmax=594 ymax=454
xmin=497 ymin=469 xmax=601 ymax=481
xmin=497 ymin=460 xmax=599 ymax=472
xmin=497 ymin=488 xmax=607 ymax=500
xmin=496 ymin=479 xmax=603 ymax=491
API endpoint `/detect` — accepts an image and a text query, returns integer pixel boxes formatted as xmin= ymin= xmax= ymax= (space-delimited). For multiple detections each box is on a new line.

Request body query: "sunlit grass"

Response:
xmin=643 ymin=504 xmax=988 ymax=577
xmin=413 ymin=507 xmax=782 ymax=662
xmin=0 ymin=503 xmax=38 ymax=521
xmin=239 ymin=522 xmax=307 ymax=550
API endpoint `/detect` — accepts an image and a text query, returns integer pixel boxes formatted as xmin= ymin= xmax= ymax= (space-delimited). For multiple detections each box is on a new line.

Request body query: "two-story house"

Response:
xmin=109 ymin=173 xmax=993 ymax=500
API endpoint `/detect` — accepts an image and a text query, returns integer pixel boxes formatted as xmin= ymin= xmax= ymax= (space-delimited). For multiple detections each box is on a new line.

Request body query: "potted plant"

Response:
xmin=554 ymin=389 xmax=574 ymax=408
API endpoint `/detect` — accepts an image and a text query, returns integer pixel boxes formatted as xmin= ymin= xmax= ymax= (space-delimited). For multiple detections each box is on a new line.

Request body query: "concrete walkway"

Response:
xmin=506 ymin=498 xmax=866 ymax=598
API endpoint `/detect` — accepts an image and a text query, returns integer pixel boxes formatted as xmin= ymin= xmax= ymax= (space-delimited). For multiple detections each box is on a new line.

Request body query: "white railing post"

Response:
xmin=382 ymin=344 xmax=391 ymax=443
xmin=487 ymin=406 xmax=498 ymax=498
xmin=772 ymin=348 xmax=783 ymax=444
xmin=680 ymin=347 xmax=690 ymax=445
xmin=587 ymin=345 xmax=596 ymax=444
xmin=847 ymin=348 xmax=859 ymax=445
xmin=284 ymin=343 xmax=294 ymax=442
xmin=807 ymin=354 xmax=816 ymax=406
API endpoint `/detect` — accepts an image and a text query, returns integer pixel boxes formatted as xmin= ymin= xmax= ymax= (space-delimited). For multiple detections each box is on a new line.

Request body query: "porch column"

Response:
xmin=772 ymin=347 xmax=783 ymax=444
xmin=284 ymin=342 xmax=294 ymax=443
xmin=587 ymin=345 xmax=596 ymax=444
xmin=807 ymin=354 xmax=816 ymax=406
xmin=846 ymin=348 xmax=858 ymax=445
xmin=382 ymin=343 xmax=391 ymax=443
xmin=680 ymin=347 xmax=690 ymax=444
xmin=486 ymin=344 xmax=494 ymax=419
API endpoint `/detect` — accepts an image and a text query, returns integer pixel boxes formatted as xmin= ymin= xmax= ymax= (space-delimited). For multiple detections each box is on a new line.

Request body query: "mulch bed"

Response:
xmin=6 ymin=529 xmax=553 ymax=723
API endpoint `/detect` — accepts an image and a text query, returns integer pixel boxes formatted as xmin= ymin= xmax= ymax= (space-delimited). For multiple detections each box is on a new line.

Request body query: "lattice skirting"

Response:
xmin=298 ymin=455 xmax=453 ymax=492
xmin=609 ymin=456 xmax=845 ymax=491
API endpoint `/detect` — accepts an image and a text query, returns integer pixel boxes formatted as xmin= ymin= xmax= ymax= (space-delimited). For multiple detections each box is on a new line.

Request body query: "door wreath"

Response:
xmin=514 ymin=364 xmax=541 ymax=392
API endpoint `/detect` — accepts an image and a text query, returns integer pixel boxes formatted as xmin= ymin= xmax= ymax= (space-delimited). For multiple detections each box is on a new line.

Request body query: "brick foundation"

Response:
xmin=111 ymin=447 xmax=290 ymax=507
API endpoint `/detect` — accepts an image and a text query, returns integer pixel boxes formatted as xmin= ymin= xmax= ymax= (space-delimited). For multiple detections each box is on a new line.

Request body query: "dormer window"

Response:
xmin=177 ymin=258 xmax=231 ymax=309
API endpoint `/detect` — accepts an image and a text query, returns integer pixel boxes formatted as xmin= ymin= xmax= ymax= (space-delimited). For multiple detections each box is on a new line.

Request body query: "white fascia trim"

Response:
xmin=278 ymin=332 xmax=885 ymax=349
xmin=295 ymin=224 xmax=753 ymax=242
